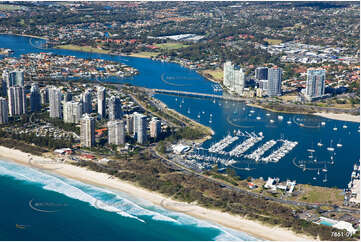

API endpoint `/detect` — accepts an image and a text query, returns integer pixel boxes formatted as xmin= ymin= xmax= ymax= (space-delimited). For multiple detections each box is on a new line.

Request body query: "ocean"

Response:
xmin=0 ymin=159 xmax=258 ymax=241
xmin=0 ymin=34 xmax=359 ymax=240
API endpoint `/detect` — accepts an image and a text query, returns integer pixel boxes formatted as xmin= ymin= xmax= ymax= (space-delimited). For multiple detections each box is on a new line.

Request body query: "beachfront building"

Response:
xmin=30 ymin=83 xmax=41 ymax=112
xmin=134 ymin=112 xmax=147 ymax=144
xmin=267 ymin=67 xmax=282 ymax=96
xmin=150 ymin=117 xmax=161 ymax=138
xmin=40 ymin=88 xmax=49 ymax=105
xmin=109 ymin=96 xmax=123 ymax=120
xmin=80 ymin=114 xmax=95 ymax=147
xmin=223 ymin=61 xmax=233 ymax=88
xmin=305 ymin=68 xmax=326 ymax=101
xmin=48 ymin=86 xmax=62 ymax=118
xmin=63 ymin=101 xmax=83 ymax=124
xmin=0 ymin=97 xmax=8 ymax=124
xmin=223 ymin=61 xmax=245 ymax=95
xmin=81 ymin=89 xmax=92 ymax=114
xmin=7 ymin=86 xmax=26 ymax=116
xmin=126 ymin=114 xmax=134 ymax=135
xmin=3 ymin=70 xmax=24 ymax=88
xmin=108 ymin=120 xmax=126 ymax=145
xmin=97 ymin=86 xmax=106 ymax=119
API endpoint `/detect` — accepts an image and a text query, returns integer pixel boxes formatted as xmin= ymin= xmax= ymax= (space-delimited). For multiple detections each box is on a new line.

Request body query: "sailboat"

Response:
xmin=187 ymin=108 xmax=191 ymax=114
xmin=322 ymin=163 xmax=328 ymax=172
xmin=317 ymin=169 xmax=320 ymax=175
xmin=197 ymin=113 xmax=200 ymax=119
xmin=336 ymin=139 xmax=342 ymax=148
xmin=327 ymin=140 xmax=335 ymax=152
xmin=317 ymin=140 xmax=323 ymax=147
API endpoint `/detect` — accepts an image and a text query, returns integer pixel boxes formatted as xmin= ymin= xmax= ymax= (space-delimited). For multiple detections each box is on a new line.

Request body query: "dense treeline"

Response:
xmin=75 ymin=154 xmax=358 ymax=241
xmin=0 ymin=130 xmax=73 ymax=150
xmin=0 ymin=137 xmax=47 ymax=156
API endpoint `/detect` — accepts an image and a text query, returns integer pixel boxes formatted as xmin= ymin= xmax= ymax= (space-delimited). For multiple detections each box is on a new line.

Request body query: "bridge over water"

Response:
xmin=150 ymin=88 xmax=249 ymax=102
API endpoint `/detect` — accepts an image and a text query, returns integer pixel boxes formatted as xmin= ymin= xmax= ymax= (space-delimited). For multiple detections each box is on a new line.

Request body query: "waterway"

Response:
xmin=1 ymin=34 xmax=359 ymax=189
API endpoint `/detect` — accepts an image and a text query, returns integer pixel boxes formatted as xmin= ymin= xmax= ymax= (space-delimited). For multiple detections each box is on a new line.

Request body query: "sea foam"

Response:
xmin=0 ymin=159 xmax=259 ymax=241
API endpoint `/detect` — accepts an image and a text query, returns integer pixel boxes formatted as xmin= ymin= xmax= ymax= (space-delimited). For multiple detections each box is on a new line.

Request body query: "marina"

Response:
xmin=208 ymin=134 xmax=239 ymax=154
xmin=1 ymin=34 xmax=359 ymax=189
xmin=261 ymin=140 xmax=298 ymax=163
xmin=245 ymin=139 xmax=277 ymax=161
xmin=229 ymin=133 xmax=264 ymax=157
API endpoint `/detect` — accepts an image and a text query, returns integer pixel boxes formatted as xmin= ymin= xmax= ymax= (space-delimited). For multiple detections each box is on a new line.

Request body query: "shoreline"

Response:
xmin=0 ymin=145 xmax=314 ymax=241
xmin=0 ymin=32 xmax=48 ymax=40
xmin=247 ymin=103 xmax=360 ymax=123
xmin=1 ymin=34 xmax=359 ymax=124
xmin=313 ymin=112 xmax=360 ymax=123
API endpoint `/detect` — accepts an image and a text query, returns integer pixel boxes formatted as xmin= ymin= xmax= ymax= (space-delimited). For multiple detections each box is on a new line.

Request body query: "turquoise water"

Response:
xmin=319 ymin=220 xmax=336 ymax=227
xmin=0 ymin=34 xmax=359 ymax=240
xmin=0 ymin=34 xmax=358 ymax=188
xmin=0 ymin=159 xmax=258 ymax=241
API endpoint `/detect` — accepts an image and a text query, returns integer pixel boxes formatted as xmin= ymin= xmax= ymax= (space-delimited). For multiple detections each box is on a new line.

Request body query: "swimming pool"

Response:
xmin=319 ymin=217 xmax=337 ymax=227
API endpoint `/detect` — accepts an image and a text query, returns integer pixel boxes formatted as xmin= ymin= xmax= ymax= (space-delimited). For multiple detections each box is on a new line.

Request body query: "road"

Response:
xmin=152 ymin=148 xmax=359 ymax=214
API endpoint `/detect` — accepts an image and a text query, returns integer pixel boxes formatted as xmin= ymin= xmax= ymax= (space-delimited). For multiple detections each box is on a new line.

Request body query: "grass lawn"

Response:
xmin=280 ymin=94 xmax=298 ymax=102
xmin=292 ymin=184 xmax=344 ymax=206
xmin=201 ymin=69 xmax=223 ymax=82
xmin=56 ymin=44 xmax=110 ymax=54
xmin=155 ymin=42 xmax=189 ymax=50
xmin=264 ymin=38 xmax=283 ymax=45
xmin=129 ymin=51 xmax=160 ymax=58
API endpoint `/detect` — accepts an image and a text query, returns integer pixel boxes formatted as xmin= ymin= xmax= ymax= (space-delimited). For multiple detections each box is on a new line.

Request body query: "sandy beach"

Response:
xmin=0 ymin=146 xmax=315 ymax=241
xmin=313 ymin=112 xmax=360 ymax=123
